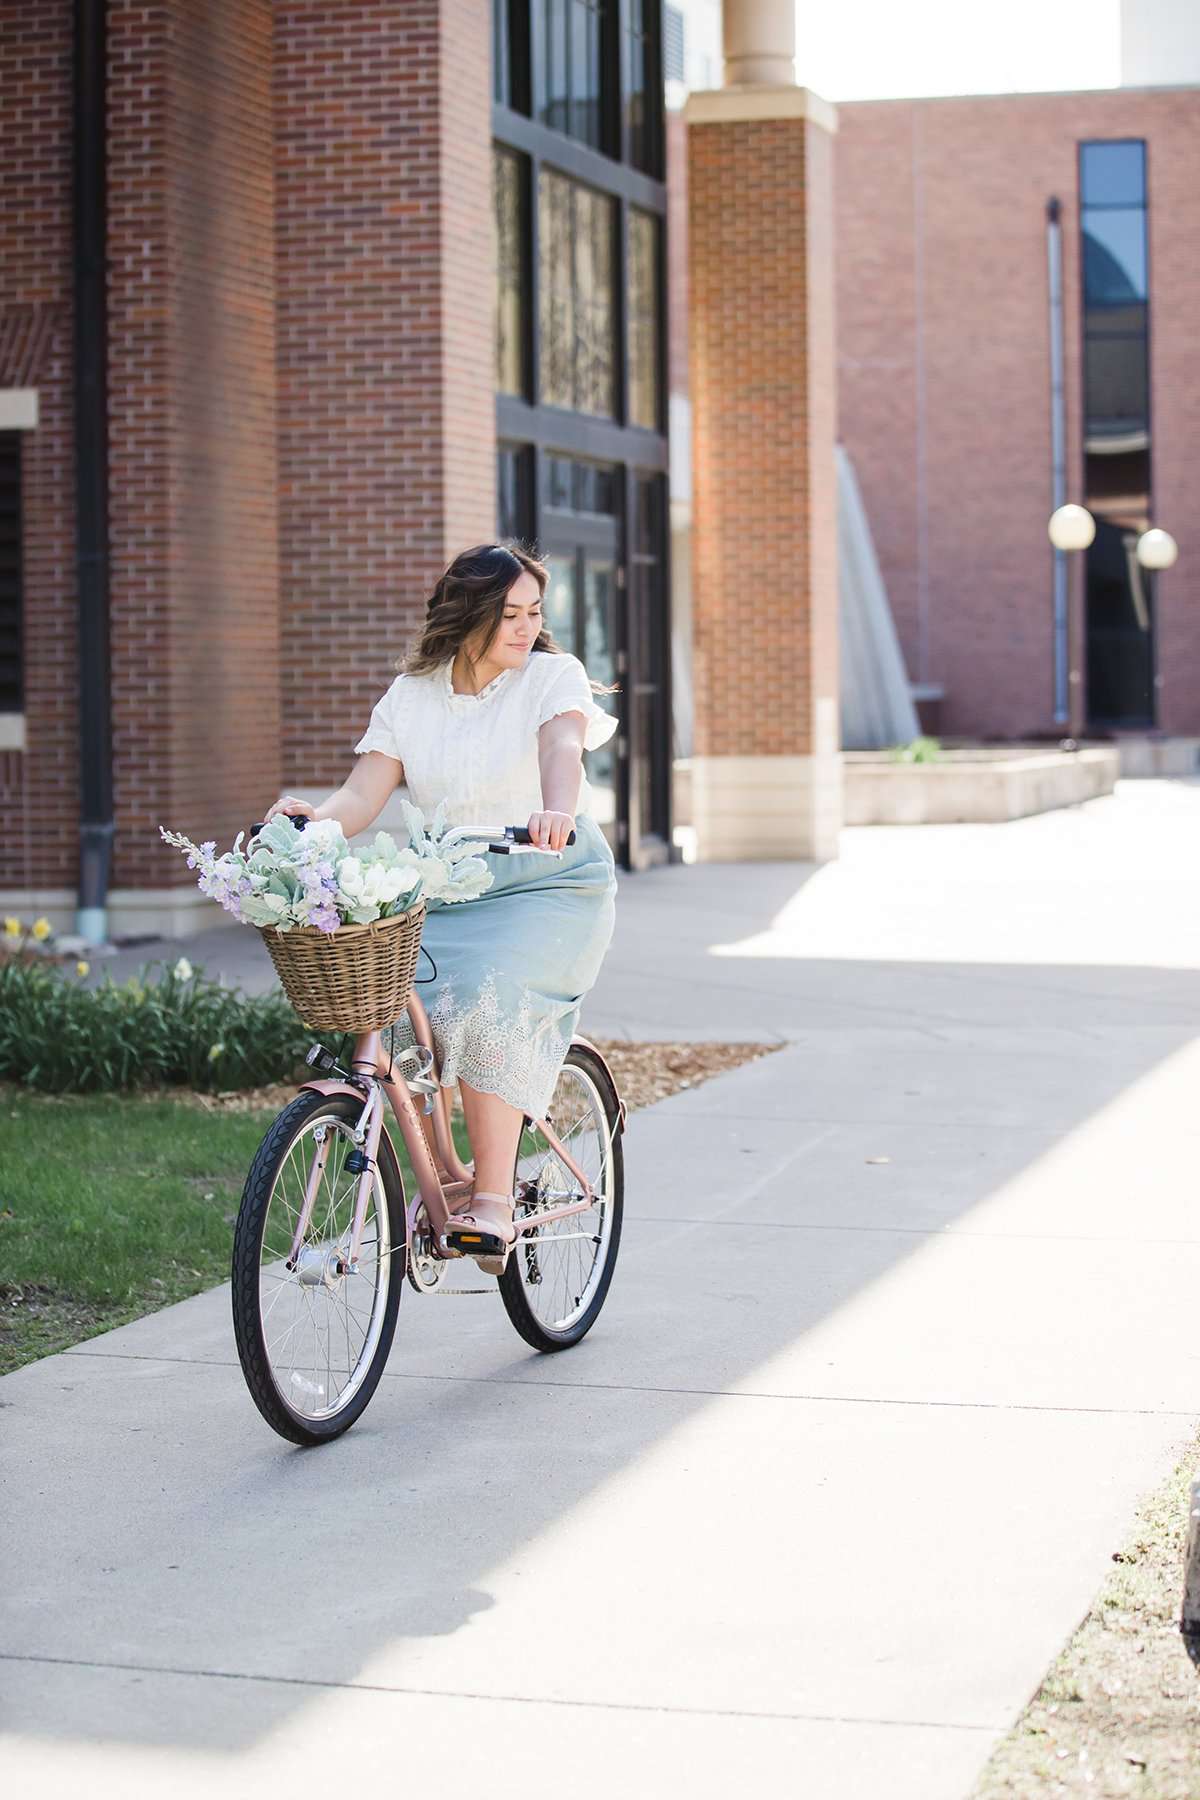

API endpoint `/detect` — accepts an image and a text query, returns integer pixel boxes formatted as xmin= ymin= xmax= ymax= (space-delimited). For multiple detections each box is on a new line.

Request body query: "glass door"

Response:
xmin=541 ymin=535 xmax=621 ymax=856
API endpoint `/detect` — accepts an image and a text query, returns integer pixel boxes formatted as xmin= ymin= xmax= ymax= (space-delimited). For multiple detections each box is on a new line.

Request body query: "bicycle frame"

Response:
xmin=287 ymin=989 xmax=602 ymax=1272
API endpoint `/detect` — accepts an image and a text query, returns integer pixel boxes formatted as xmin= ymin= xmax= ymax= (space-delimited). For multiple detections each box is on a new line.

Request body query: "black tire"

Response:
xmin=231 ymin=1090 xmax=405 ymax=1445
xmin=499 ymin=1043 xmax=624 ymax=1352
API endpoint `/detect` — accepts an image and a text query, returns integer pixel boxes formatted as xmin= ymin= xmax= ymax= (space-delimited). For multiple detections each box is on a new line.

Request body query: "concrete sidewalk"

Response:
xmin=3 ymin=780 xmax=1200 ymax=1797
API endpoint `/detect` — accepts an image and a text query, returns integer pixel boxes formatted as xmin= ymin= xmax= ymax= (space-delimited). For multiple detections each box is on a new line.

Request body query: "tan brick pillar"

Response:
xmin=684 ymin=78 xmax=841 ymax=861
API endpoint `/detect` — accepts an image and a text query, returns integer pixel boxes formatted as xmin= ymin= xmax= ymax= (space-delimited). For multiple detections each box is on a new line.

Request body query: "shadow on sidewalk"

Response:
xmin=4 ymin=941 xmax=1199 ymax=1754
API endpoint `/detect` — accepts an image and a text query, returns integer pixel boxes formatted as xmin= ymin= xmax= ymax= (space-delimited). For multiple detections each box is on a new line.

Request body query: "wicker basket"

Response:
xmin=258 ymin=900 xmax=427 ymax=1034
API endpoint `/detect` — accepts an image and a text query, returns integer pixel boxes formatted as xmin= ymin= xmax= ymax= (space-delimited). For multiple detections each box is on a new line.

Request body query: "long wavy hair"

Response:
xmin=402 ymin=541 xmax=615 ymax=695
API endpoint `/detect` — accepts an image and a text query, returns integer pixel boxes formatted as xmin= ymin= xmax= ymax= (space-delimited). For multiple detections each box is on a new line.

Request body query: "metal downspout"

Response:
xmin=73 ymin=0 xmax=114 ymax=944
xmin=1046 ymin=196 xmax=1070 ymax=727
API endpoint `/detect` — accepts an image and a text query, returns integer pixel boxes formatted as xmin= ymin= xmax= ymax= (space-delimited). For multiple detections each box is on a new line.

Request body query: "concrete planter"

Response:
xmin=842 ymin=746 xmax=1119 ymax=825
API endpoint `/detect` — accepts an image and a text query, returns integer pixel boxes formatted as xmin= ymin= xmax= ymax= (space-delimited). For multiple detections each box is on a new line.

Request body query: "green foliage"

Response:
xmin=889 ymin=735 xmax=943 ymax=764
xmin=0 ymin=958 xmax=329 ymax=1094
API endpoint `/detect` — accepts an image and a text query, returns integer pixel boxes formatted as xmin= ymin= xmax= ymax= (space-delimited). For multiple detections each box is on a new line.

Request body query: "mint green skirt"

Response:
xmin=387 ymin=814 xmax=617 ymax=1118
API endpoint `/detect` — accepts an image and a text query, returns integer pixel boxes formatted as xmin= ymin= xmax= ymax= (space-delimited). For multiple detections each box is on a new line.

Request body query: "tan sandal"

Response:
xmin=441 ymin=1191 xmax=517 ymax=1276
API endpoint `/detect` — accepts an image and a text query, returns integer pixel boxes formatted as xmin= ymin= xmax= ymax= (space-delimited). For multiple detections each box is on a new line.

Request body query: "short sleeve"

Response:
xmin=354 ymin=676 xmax=406 ymax=762
xmin=535 ymin=654 xmax=619 ymax=752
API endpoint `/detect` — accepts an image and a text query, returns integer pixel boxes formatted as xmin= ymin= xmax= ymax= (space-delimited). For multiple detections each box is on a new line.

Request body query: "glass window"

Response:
xmin=628 ymin=207 xmax=660 ymax=430
xmin=1084 ymin=334 xmax=1149 ymax=442
xmin=1082 ymin=209 xmax=1148 ymax=308
xmin=493 ymin=0 xmax=511 ymax=106
xmin=1080 ymin=140 xmax=1146 ymax=209
xmin=533 ymin=0 xmax=607 ymax=152
xmin=582 ymin=555 xmax=618 ymax=823
xmin=544 ymin=454 xmax=616 ymax=513
xmin=543 ymin=553 xmax=578 ymax=652
xmin=538 ymin=168 xmax=615 ymax=416
xmin=630 ymin=473 xmax=668 ymax=836
xmin=0 ymin=432 xmax=22 ymax=711
xmin=493 ymin=147 xmax=527 ymax=398
xmin=497 ymin=444 xmax=531 ymax=540
xmin=625 ymin=0 xmax=662 ymax=176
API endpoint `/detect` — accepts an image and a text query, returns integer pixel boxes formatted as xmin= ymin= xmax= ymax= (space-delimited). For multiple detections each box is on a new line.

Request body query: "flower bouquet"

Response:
xmin=160 ymin=801 xmax=493 ymax=1033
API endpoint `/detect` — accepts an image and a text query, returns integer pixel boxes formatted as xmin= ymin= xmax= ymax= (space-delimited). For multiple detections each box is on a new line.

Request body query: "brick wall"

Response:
xmin=836 ymin=88 xmax=1200 ymax=739
xmin=107 ymin=0 xmax=282 ymax=888
xmin=0 ymin=1 xmax=77 ymax=893
xmin=274 ymin=0 xmax=494 ymax=795
xmin=689 ymin=114 xmax=834 ymax=759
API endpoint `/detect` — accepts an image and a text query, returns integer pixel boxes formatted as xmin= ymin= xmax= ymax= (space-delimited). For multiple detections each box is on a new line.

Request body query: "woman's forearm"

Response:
xmin=313 ymin=784 xmax=380 ymax=839
xmin=539 ymin=741 xmax=583 ymax=817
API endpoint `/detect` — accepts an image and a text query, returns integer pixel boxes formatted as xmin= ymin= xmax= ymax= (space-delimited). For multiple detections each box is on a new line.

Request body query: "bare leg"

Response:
xmin=458 ymin=1079 xmax=524 ymax=1197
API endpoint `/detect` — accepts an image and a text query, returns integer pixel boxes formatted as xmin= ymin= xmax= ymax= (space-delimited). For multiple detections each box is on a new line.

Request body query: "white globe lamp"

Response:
xmin=1135 ymin=527 xmax=1179 ymax=571
xmin=1048 ymin=504 xmax=1096 ymax=553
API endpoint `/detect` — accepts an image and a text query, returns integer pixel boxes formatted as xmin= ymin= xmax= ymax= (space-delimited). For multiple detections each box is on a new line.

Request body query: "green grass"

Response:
xmin=0 ymin=1094 xmax=274 ymax=1373
xmin=0 ymin=1089 xmax=474 ymax=1375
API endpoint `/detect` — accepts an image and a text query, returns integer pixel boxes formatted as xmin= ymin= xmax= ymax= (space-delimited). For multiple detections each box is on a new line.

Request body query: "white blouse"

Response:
xmin=353 ymin=650 xmax=619 ymax=827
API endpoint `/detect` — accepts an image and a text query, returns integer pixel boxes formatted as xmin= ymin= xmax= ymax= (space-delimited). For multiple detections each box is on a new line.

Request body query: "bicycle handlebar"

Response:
xmin=248 ymin=815 xmax=576 ymax=854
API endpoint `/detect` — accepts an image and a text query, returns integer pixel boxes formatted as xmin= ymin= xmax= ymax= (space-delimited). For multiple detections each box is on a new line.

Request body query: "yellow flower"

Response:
xmin=76 ymin=960 xmax=90 ymax=977
xmin=31 ymin=918 xmax=52 ymax=941
xmin=3 ymin=917 xmax=21 ymax=939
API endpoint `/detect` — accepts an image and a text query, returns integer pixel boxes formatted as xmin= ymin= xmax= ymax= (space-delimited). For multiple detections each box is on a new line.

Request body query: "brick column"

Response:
xmin=106 ymin=0 xmax=282 ymax=932
xmin=684 ymin=82 xmax=841 ymax=861
xmin=274 ymin=0 xmax=495 ymax=796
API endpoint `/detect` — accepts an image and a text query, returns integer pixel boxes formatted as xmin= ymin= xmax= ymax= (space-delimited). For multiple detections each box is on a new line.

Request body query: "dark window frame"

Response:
xmin=0 ymin=431 xmax=24 ymax=714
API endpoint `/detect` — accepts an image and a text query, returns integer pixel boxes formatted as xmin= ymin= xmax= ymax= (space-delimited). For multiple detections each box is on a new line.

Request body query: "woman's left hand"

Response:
xmin=527 ymin=810 xmax=575 ymax=852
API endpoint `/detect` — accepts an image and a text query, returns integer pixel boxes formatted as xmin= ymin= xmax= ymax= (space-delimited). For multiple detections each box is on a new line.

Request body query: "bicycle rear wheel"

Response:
xmin=231 ymin=1090 xmax=404 ymax=1445
xmin=499 ymin=1043 xmax=624 ymax=1351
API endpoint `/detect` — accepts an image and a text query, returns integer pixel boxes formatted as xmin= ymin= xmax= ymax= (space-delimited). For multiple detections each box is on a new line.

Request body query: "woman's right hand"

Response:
xmin=262 ymin=795 xmax=318 ymax=827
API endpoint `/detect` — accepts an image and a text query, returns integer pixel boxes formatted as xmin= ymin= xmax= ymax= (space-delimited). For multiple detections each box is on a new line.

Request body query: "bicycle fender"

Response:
xmin=298 ymin=1078 xmax=366 ymax=1102
xmin=572 ymin=1034 xmax=628 ymax=1137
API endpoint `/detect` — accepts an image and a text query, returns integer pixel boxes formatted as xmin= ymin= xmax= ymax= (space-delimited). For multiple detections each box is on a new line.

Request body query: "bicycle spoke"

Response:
xmin=252 ymin=1110 xmax=393 ymax=1425
xmin=510 ymin=1060 xmax=614 ymax=1334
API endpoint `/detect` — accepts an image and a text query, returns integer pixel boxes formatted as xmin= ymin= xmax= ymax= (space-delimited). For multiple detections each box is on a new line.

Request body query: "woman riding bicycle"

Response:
xmin=263 ymin=541 xmax=619 ymax=1276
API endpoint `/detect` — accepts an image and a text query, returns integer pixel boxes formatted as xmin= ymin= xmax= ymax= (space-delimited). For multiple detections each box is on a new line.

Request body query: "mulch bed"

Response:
xmin=169 ymin=1037 xmax=783 ymax=1116
xmin=971 ymin=1432 xmax=1200 ymax=1798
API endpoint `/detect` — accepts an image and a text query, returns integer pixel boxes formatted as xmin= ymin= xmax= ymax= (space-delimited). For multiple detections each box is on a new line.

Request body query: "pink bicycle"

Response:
xmin=230 ymin=822 xmax=626 ymax=1446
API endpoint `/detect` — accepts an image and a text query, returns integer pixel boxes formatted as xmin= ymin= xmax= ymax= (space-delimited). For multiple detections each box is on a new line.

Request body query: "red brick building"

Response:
xmin=1 ymin=0 xmax=677 ymax=938
xmin=835 ymin=86 xmax=1200 ymax=744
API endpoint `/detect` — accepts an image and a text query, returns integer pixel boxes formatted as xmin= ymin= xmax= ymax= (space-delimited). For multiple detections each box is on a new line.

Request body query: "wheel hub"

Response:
xmin=295 ymin=1243 xmax=348 ymax=1291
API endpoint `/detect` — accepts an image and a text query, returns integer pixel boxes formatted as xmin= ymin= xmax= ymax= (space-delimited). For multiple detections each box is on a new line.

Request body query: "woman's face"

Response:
xmin=476 ymin=569 xmax=544 ymax=669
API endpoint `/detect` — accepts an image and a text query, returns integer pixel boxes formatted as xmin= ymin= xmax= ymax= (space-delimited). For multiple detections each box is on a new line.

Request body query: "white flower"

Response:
xmin=336 ymin=855 xmax=364 ymax=899
xmin=174 ymin=957 xmax=194 ymax=981
xmin=303 ymin=817 xmax=345 ymax=849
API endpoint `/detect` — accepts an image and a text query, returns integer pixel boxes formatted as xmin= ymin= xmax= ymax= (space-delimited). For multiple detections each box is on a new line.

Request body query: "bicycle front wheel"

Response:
xmin=500 ymin=1043 xmax=624 ymax=1351
xmin=231 ymin=1090 xmax=404 ymax=1445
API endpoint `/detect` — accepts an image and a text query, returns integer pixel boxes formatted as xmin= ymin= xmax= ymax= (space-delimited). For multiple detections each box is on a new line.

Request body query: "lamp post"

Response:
xmin=1047 ymin=505 xmax=1094 ymax=736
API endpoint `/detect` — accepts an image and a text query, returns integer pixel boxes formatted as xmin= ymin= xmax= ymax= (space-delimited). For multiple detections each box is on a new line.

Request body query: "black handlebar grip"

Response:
xmin=249 ymin=812 xmax=310 ymax=838
xmin=509 ymin=825 xmax=576 ymax=846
